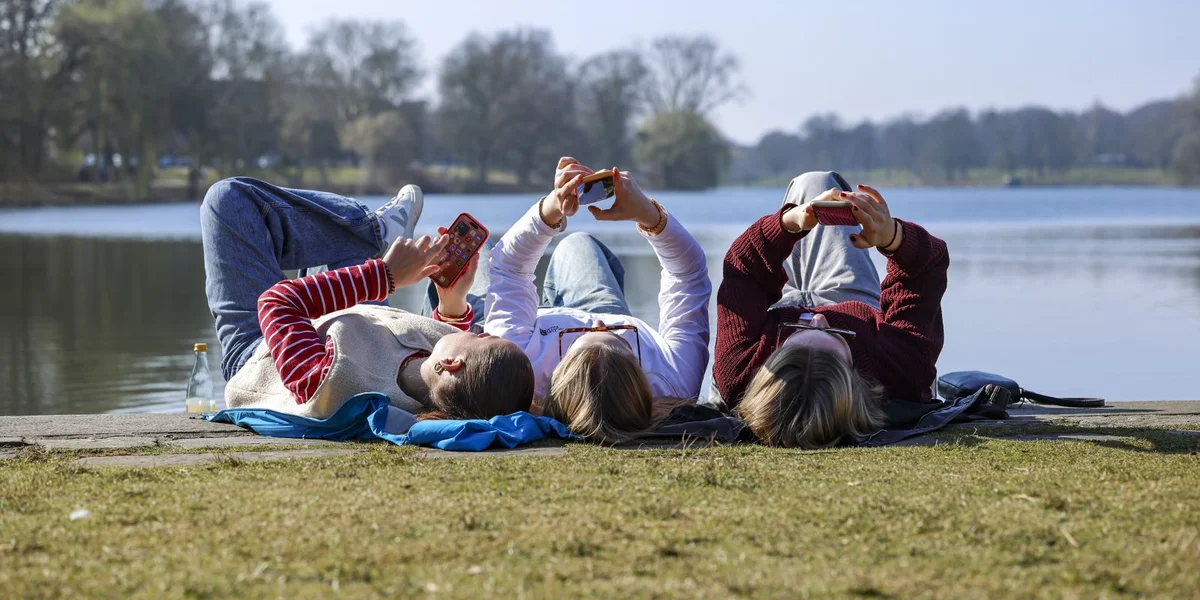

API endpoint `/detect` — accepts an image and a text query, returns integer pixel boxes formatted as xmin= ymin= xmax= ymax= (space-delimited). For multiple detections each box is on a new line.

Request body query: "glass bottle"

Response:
xmin=185 ymin=343 xmax=216 ymax=413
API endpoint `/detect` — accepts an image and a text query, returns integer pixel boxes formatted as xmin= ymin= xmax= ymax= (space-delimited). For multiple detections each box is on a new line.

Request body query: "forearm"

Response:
xmin=483 ymin=202 xmax=557 ymax=342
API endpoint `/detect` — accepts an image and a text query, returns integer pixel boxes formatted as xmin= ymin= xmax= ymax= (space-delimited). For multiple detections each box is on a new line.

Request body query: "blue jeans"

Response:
xmin=541 ymin=232 xmax=632 ymax=315
xmin=200 ymin=177 xmax=387 ymax=380
xmin=422 ymin=231 xmax=632 ymax=326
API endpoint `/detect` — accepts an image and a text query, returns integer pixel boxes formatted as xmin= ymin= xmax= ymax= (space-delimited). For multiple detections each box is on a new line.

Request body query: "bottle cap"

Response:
xmin=194 ymin=343 xmax=208 ymax=352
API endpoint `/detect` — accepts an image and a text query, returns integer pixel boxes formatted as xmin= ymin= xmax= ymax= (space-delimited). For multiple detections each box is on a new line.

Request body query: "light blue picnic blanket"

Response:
xmin=203 ymin=393 xmax=576 ymax=451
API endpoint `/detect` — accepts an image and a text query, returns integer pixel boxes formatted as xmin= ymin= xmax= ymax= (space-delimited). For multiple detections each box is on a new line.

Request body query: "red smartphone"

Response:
xmin=431 ymin=213 xmax=489 ymax=288
xmin=810 ymin=200 xmax=858 ymax=227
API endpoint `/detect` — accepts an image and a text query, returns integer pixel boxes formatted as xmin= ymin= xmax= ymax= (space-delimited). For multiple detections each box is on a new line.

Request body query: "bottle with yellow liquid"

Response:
xmin=185 ymin=343 xmax=217 ymax=413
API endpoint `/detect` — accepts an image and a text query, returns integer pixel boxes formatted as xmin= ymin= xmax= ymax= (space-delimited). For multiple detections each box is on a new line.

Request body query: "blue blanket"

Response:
xmin=203 ymin=393 xmax=576 ymax=451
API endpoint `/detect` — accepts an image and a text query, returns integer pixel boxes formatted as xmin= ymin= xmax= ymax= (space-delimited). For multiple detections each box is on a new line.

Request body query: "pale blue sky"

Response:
xmin=267 ymin=0 xmax=1200 ymax=144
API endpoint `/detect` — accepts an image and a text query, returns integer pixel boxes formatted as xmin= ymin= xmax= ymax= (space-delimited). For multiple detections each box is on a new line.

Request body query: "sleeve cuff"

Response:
xmin=768 ymin=206 xmax=811 ymax=243
xmin=878 ymin=219 xmax=920 ymax=264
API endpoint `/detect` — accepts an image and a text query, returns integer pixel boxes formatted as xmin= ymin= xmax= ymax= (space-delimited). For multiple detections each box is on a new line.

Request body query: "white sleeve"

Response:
xmin=483 ymin=201 xmax=564 ymax=346
xmin=643 ymin=213 xmax=712 ymax=398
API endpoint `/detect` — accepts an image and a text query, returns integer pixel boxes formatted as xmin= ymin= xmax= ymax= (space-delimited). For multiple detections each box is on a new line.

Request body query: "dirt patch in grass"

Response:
xmin=1 ymin=431 xmax=1198 ymax=598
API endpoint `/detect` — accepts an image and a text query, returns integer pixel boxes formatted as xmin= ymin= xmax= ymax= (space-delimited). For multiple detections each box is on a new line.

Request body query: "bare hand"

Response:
xmin=433 ymin=227 xmax=479 ymax=316
xmin=382 ymin=234 xmax=449 ymax=289
xmin=782 ymin=188 xmax=838 ymax=232
xmin=540 ymin=156 xmax=594 ymax=226
xmin=842 ymin=184 xmax=898 ymax=250
xmin=587 ymin=167 xmax=660 ymax=229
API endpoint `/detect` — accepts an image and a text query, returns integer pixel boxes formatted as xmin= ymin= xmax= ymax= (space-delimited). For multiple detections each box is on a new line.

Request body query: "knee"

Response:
xmin=551 ymin=232 xmax=600 ymax=263
xmin=559 ymin=231 xmax=598 ymax=249
xmin=200 ymin=178 xmax=242 ymax=218
xmin=200 ymin=177 xmax=261 ymax=219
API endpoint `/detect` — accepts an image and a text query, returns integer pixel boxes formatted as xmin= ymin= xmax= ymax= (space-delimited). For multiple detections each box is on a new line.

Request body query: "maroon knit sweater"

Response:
xmin=714 ymin=209 xmax=949 ymax=405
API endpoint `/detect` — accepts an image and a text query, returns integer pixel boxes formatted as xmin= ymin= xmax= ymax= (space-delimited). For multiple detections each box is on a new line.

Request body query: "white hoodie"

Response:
xmin=485 ymin=203 xmax=711 ymax=401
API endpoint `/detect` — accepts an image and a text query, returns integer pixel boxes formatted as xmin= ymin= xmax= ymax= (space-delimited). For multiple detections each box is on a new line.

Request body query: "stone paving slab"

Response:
xmin=1 ymin=401 xmax=1197 ymax=457
xmin=72 ymin=448 xmax=360 ymax=468
xmin=892 ymin=432 xmax=1131 ymax=447
xmin=0 ymin=413 xmax=246 ymax=439
xmin=0 ymin=450 xmax=17 ymax=461
xmin=35 ymin=436 xmax=159 ymax=451
xmin=167 ymin=436 xmax=340 ymax=450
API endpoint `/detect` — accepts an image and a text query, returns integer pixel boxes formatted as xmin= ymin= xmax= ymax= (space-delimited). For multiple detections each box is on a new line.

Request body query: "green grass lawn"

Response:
xmin=2 ymin=430 xmax=1199 ymax=598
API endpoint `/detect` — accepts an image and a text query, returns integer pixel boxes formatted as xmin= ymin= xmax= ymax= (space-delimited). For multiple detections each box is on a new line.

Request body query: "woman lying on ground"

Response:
xmin=200 ymin=177 xmax=534 ymax=421
xmin=484 ymin=157 xmax=711 ymax=443
xmin=713 ymin=171 xmax=949 ymax=448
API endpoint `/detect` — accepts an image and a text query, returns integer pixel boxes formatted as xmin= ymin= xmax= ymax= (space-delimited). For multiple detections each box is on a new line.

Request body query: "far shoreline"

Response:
xmin=0 ymin=167 xmax=1192 ymax=209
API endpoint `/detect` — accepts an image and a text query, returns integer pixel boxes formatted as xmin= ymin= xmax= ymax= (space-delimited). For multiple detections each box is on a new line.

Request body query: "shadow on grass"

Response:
xmin=930 ymin=423 xmax=1200 ymax=455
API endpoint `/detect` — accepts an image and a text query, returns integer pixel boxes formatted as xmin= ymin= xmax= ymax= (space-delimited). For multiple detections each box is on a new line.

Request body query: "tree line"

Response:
xmin=0 ymin=0 xmax=740 ymax=199
xmin=732 ymin=90 xmax=1200 ymax=186
xmin=3 ymin=0 xmax=1199 ymax=203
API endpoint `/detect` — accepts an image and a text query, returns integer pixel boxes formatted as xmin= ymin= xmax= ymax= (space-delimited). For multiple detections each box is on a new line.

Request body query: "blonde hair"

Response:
xmin=422 ymin=343 xmax=534 ymax=421
xmin=737 ymin=345 xmax=884 ymax=448
xmin=542 ymin=344 xmax=683 ymax=444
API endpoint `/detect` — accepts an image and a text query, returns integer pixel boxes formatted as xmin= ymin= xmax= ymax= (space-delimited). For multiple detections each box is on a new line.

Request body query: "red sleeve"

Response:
xmin=713 ymin=208 xmax=811 ymax=405
xmin=257 ymin=259 xmax=394 ymax=404
xmin=862 ymin=220 xmax=950 ymax=398
xmin=877 ymin=220 xmax=950 ymax=333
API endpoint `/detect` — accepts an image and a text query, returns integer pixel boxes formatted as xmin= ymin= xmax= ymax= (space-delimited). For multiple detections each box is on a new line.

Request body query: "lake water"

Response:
xmin=3 ymin=186 xmax=1200 ymax=415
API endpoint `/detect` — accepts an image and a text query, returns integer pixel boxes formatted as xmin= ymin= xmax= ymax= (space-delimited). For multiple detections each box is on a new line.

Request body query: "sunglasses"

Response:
xmin=558 ymin=325 xmax=642 ymax=364
xmin=777 ymin=321 xmax=857 ymax=346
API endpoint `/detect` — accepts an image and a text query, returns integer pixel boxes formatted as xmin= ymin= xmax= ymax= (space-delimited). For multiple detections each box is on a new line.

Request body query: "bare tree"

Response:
xmin=303 ymin=19 xmax=422 ymax=124
xmin=438 ymin=29 xmax=575 ymax=188
xmin=577 ymin=50 xmax=648 ymax=169
xmin=641 ymin=35 xmax=745 ymax=115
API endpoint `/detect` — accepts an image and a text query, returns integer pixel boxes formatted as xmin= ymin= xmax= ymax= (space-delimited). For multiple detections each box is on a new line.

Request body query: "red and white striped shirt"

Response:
xmin=257 ymin=259 xmax=473 ymax=405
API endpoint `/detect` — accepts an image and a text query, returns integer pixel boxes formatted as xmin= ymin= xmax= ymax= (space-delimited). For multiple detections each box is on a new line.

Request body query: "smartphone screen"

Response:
xmin=432 ymin=214 xmax=488 ymax=288
xmin=578 ymin=174 xmax=615 ymax=206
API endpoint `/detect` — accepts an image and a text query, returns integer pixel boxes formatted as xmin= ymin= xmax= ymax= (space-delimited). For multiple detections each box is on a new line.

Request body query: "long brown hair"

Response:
xmin=737 ymin=345 xmax=884 ymax=448
xmin=421 ymin=342 xmax=534 ymax=420
xmin=542 ymin=344 xmax=685 ymax=444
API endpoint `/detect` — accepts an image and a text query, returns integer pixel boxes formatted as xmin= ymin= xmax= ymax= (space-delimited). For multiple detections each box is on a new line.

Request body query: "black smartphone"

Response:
xmin=577 ymin=170 xmax=615 ymax=205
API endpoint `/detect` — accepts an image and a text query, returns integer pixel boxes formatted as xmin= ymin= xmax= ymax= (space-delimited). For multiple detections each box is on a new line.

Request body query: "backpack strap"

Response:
xmin=1020 ymin=389 xmax=1105 ymax=408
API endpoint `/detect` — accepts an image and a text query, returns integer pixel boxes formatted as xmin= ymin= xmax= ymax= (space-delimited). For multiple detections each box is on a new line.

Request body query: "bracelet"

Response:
xmin=882 ymin=219 xmax=900 ymax=250
xmin=637 ymin=200 xmax=668 ymax=236
xmin=538 ymin=195 xmax=563 ymax=229
xmin=434 ymin=305 xmax=471 ymax=321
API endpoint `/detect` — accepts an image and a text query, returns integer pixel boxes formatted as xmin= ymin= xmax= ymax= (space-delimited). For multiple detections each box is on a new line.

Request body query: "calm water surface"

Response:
xmin=3 ymin=186 xmax=1200 ymax=414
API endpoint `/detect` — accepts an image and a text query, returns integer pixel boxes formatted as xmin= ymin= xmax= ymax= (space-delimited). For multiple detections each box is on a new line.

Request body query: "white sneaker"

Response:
xmin=375 ymin=184 xmax=424 ymax=246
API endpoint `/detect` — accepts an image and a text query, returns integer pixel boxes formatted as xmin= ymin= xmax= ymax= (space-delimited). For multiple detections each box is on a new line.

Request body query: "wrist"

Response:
xmin=437 ymin=296 xmax=470 ymax=318
xmin=780 ymin=205 xmax=806 ymax=233
xmin=882 ymin=219 xmax=903 ymax=253
xmin=637 ymin=200 xmax=669 ymax=235
xmin=635 ymin=205 xmax=661 ymax=229
xmin=538 ymin=195 xmax=563 ymax=228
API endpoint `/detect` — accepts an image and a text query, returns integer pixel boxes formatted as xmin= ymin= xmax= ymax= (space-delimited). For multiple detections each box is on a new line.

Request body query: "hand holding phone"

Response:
xmin=430 ymin=213 xmax=489 ymax=288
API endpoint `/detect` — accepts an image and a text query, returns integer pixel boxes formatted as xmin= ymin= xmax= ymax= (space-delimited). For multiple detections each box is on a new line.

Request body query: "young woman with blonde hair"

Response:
xmin=485 ymin=158 xmax=711 ymax=443
xmin=714 ymin=171 xmax=949 ymax=448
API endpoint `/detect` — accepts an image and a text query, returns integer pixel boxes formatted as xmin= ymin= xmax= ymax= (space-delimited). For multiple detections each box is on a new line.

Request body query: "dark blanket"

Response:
xmin=652 ymin=385 xmax=1010 ymax=446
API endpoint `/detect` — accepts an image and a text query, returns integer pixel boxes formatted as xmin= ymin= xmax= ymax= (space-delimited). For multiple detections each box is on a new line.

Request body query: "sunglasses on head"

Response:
xmin=558 ymin=324 xmax=641 ymax=364
xmin=777 ymin=321 xmax=857 ymax=346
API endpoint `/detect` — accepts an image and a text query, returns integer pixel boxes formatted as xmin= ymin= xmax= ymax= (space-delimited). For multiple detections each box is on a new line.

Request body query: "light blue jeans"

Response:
xmin=200 ymin=177 xmax=389 ymax=380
